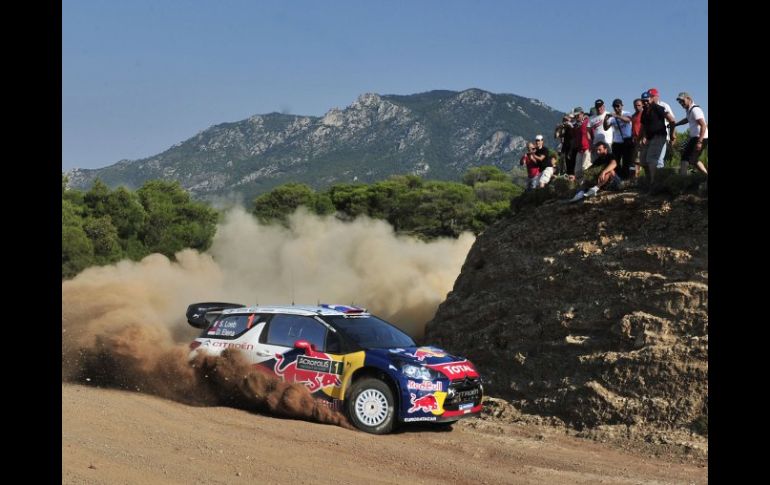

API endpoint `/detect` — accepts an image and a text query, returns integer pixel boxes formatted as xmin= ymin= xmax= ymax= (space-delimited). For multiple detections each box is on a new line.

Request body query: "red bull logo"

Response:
xmin=427 ymin=361 xmax=479 ymax=379
xmin=404 ymin=347 xmax=447 ymax=361
xmin=273 ymin=350 xmax=343 ymax=392
xmin=407 ymin=393 xmax=439 ymax=413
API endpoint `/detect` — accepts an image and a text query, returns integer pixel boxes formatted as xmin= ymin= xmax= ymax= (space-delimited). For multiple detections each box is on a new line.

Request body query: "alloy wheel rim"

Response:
xmin=354 ymin=389 xmax=389 ymax=426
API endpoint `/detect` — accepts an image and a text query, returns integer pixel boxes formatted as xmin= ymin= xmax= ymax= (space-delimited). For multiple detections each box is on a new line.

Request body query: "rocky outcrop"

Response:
xmin=424 ymin=192 xmax=708 ymax=432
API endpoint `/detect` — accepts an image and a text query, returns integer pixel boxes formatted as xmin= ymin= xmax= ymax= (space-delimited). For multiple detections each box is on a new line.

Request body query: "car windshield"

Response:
xmin=323 ymin=315 xmax=416 ymax=349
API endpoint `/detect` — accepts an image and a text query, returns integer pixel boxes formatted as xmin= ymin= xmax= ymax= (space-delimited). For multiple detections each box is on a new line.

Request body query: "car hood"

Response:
xmin=367 ymin=346 xmax=480 ymax=380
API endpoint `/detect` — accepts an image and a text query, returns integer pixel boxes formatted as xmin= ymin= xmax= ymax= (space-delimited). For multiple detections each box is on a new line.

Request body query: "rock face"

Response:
xmin=424 ymin=192 xmax=708 ymax=432
xmin=65 ymin=89 xmax=562 ymax=202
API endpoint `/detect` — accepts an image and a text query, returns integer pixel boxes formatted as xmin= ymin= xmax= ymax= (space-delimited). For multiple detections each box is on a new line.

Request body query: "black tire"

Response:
xmin=347 ymin=378 xmax=396 ymax=434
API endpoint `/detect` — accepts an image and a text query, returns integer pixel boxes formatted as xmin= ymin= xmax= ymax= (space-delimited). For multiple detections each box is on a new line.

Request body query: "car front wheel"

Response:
xmin=348 ymin=378 xmax=395 ymax=434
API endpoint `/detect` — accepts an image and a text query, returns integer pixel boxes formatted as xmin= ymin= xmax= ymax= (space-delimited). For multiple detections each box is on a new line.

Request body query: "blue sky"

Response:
xmin=63 ymin=0 xmax=708 ymax=170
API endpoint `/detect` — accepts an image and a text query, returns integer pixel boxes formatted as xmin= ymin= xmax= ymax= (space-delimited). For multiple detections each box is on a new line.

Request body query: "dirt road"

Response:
xmin=62 ymin=384 xmax=706 ymax=484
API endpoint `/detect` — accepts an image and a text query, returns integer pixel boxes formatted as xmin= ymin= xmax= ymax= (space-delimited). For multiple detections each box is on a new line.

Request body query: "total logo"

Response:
xmin=427 ymin=360 xmax=479 ymax=379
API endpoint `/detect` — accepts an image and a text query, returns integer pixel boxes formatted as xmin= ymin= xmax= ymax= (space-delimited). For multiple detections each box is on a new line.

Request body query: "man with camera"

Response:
xmin=603 ymin=98 xmax=634 ymax=180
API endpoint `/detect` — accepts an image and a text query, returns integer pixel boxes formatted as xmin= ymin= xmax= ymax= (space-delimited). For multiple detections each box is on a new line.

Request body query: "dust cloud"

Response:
xmin=209 ymin=207 xmax=475 ymax=336
xmin=62 ymin=208 xmax=474 ymax=427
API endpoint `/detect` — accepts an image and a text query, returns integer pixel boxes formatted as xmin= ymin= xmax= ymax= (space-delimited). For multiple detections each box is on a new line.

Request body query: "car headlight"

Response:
xmin=401 ymin=364 xmax=433 ymax=381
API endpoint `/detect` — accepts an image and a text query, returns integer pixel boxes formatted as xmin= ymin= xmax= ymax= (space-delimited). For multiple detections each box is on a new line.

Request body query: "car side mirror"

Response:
xmin=294 ymin=340 xmax=315 ymax=352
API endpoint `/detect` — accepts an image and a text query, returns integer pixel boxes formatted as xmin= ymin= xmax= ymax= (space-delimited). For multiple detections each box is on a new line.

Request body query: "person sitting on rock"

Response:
xmin=568 ymin=141 xmax=621 ymax=202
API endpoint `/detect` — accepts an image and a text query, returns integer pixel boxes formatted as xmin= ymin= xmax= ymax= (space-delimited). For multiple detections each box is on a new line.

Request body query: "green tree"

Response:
xmin=462 ymin=165 xmax=508 ymax=186
xmin=137 ymin=180 xmax=218 ymax=255
xmin=327 ymin=183 xmax=371 ymax=218
xmin=473 ymin=180 xmax=521 ymax=203
xmin=83 ymin=179 xmax=111 ymax=217
xmin=104 ymin=187 xmax=147 ymax=241
xmin=252 ymin=182 xmax=317 ymax=223
xmin=62 ymin=199 xmax=94 ymax=278
xmin=408 ymin=181 xmax=476 ymax=238
xmin=82 ymin=216 xmax=123 ymax=265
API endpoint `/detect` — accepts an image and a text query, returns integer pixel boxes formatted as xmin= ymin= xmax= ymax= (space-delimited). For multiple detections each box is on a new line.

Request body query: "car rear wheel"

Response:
xmin=348 ymin=378 xmax=395 ymax=434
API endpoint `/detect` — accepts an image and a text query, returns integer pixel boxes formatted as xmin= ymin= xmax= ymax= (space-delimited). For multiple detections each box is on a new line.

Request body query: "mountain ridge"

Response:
xmin=66 ymin=88 xmax=563 ymax=202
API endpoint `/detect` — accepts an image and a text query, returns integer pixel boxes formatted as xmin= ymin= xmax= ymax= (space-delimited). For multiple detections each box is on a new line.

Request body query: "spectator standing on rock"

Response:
xmin=673 ymin=92 xmax=708 ymax=176
xmin=603 ymin=98 xmax=634 ymax=180
xmin=572 ymin=107 xmax=593 ymax=182
xmin=590 ymin=99 xmax=614 ymax=152
xmin=630 ymin=98 xmax=644 ymax=179
xmin=554 ymin=115 xmax=574 ymax=176
xmin=648 ymin=88 xmax=675 ymax=168
xmin=532 ymin=135 xmax=553 ymax=187
xmin=640 ymin=91 xmax=677 ymax=184
xmin=520 ymin=142 xmax=540 ymax=191
xmin=568 ymin=141 xmax=621 ymax=202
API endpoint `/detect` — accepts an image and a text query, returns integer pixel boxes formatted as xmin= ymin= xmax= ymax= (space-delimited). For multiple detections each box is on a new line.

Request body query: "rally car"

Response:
xmin=186 ymin=302 xmax=483 ymax=434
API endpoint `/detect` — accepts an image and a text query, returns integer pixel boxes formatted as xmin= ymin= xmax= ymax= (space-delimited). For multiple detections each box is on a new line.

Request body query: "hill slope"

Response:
xmin=66 ymin=89 xmax=563 ymax=201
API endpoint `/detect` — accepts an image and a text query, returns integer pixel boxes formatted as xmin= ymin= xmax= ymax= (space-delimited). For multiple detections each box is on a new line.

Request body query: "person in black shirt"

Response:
xmin=533 ymin=134 xmax=555 ymax=188
xmin=568 ymin=142 xmax=621 ymax=202
xmin=639 ymin=91 xmax=677 ymax=184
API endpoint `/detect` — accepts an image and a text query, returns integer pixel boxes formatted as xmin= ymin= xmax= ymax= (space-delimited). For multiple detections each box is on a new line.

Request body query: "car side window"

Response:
xmin=265 ymin=314 xmax=327 ymax=350
xmin=203 ymin=313 xmax=262 ymax=339
xmin=325 ymin=330 xmax=341 ymax=354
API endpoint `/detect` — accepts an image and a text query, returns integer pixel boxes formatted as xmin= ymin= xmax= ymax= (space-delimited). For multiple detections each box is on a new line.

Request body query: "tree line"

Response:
xmin=62 ymin=166 xmax=523 ymax=278
xmin=62 ymin=177 xmax=218 ymax=278
xmin=251 ymin=166 xmax=522 ymax=238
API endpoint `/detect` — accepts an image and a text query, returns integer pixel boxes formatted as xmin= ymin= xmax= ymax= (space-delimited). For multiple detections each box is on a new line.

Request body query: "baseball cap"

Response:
xmin=676 ymin=91 xmax=691 ymax=101
xmin=573 ymin=106 xmax=584 ymax=114
xmin=641 ymin=92 xmax=651 ymax=100
xmin=594 ymin=99 xmax=604 ymax=107
xmin=535 ymin=134 xmax=544 ymax=141
xmin=648 ymin=88 xmax=660 ymax=97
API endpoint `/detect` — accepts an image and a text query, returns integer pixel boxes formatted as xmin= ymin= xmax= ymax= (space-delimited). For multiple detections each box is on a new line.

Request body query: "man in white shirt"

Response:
xmin=589 ymin=99 xmax=613 ymax=152
xmin=673 ymin=92 xmax=708 ymax=176
xmin=603 ymin=98 xmax=633 ymax=179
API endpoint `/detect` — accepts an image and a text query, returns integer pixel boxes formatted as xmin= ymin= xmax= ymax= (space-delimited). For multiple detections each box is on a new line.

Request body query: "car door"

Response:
xmin=259 ymin=314 xmax=345 ymax=395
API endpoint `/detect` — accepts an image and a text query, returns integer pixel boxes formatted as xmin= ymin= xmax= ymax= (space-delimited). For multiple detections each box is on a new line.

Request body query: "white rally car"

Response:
xmin=186 ymin=302 xmax=484 ymax=434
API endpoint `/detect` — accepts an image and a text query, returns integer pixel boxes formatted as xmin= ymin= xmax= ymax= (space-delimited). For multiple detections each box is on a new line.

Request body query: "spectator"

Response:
xmin=520 ymin=142 xmax=540 ymax=191
xmin=533 ymin=135 xmax=557 ymax=188
xmin=554 ymin=114 xmax=574 ymax=176
xmin=673 ymin=92 xmax=709 ymax=176
xmin=648 ymin=88 xmax=675 ymax=168
xmin=590 ymin=99 xmax=614 ymax=150
xmin=568 ymin=141 xmax=621 ymax=202
xmin=603 ymin=98 xmax=634 ymax=179
xmin=640 ymin=91 xmax=677 ymax=184
xmin=534 ymin=135 xmax=553 ymax=188
xmin=571 ymin=107 xmax=592 ymax=182
xmin=630 ymin=98 xmax=644 ymax=179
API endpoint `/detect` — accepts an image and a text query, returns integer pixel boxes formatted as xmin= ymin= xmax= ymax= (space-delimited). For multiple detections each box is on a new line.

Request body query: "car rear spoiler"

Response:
xmin=186 ymin=302 xmax=245 ymax=329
